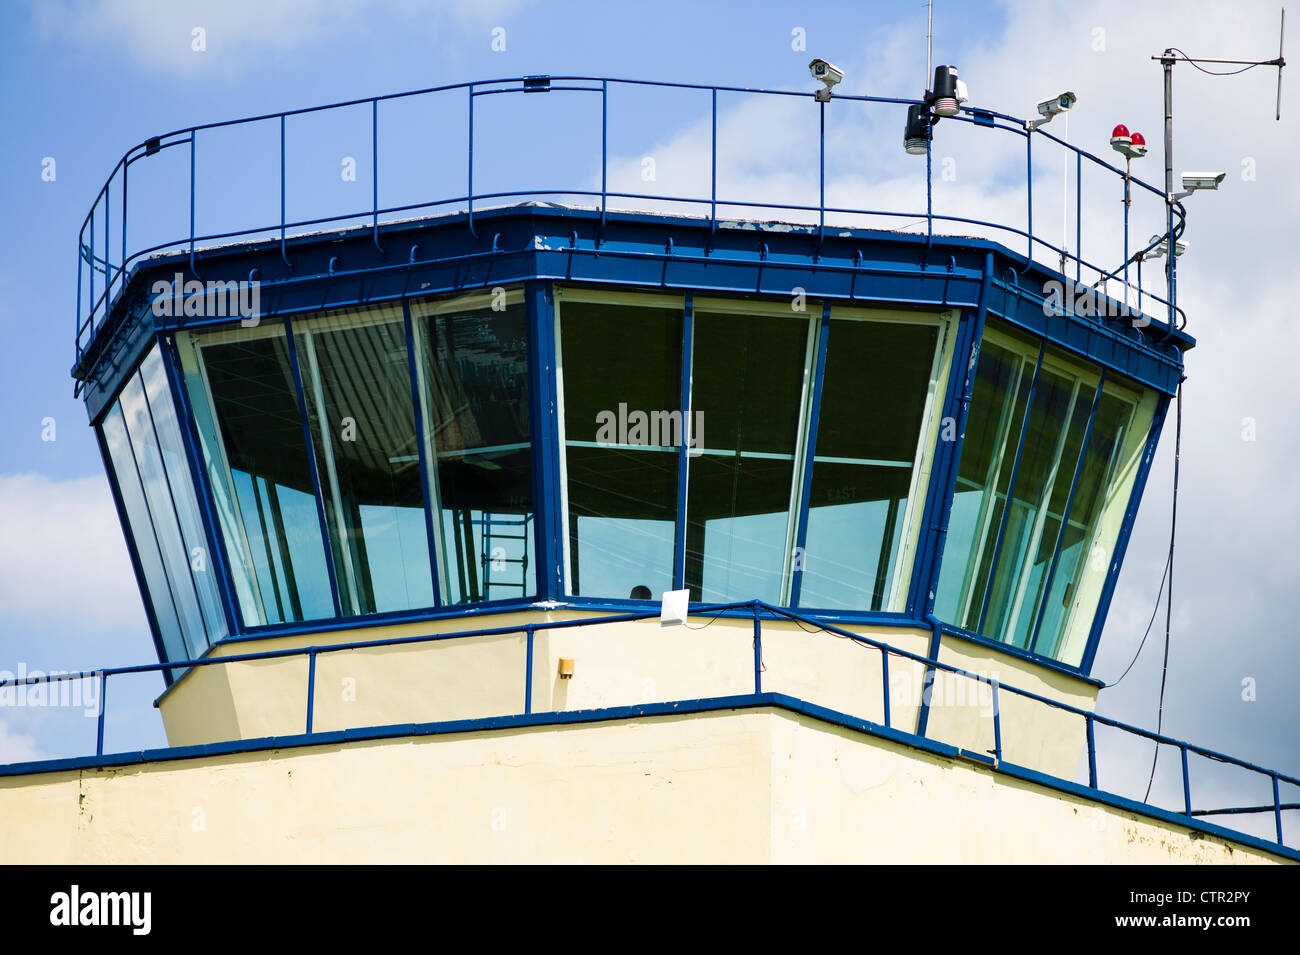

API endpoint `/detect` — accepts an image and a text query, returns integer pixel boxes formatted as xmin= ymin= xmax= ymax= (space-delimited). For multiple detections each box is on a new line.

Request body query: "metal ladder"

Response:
xmin=478 ymin=513 xmax=531 ymax=600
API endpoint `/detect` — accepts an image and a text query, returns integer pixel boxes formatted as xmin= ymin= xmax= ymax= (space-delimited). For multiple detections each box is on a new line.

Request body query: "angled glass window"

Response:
xmin=934 ymin=327 xmax=1154 ymax=666
xmin=294 ymin=305 xmax=435 ymax=616
xmin=797 ymin=315 xmax=946 ymax=612
xmin=99 ymin=345 xmax=228 ymax=664
xmin=137 ymin=348 xmax=229 ymax=647
xmin=411 ymin=293 xmax=533 ymax=604
xmin=685 ymin=306 xmax=811 ymax=604
xmin=558 ymin=294 xmax=682 ymax=600
xmin=178 ymin=323 xmax=335 ymax=626
xmin=102 ymin=404 xmax=188 ymax=664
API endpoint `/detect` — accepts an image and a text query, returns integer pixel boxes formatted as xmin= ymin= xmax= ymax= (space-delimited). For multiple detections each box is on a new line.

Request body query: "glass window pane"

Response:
xmin=934 ymin=341 xmax=1031 ymax=628
xmin=980 ymin=367 xmax=1077 ymax=643
xmin=296 ymin=306 xmax=435 ymax=616
xmin=119 ymin=371 xmax=210 ymax=658
xmin=560 ymin=300 xmax=681 ymax=599
xmin=414 ymin=297 xmax=533 ymax=604
xmin=139 ymin=348 xmax=229 ymax=644
xmin=685 ymin=309 xmax=809 ymax=603
xmin=1034 ymin=391 xmax=1135 ymax=660
xmin=102 ymin=405 xmax=188 ymax=664
xmin=799 ymin=320 xmax=938 ymax=611
xmin=189 ymin=326 xmax=335 ymax=624
xmin=935 ymin=326 xmax=1155 ymax=667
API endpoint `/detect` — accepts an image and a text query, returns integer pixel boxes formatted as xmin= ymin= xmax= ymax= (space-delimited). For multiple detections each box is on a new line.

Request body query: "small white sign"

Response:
xmin=660 ymin=589 xmax=690 ymax=626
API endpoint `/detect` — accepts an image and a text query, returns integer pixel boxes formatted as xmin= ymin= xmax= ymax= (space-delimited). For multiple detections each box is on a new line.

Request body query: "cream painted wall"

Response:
xmin=159 ymin=610 xmax=1099 ymax=781
xmin=0 ymin=708 xmax=1284 ymax=864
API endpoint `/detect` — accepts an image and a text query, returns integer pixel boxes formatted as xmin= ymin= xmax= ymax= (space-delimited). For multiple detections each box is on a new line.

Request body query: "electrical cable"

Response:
xmin=1166 ymin=48 xmax=1266 ymax=76
xmin=1143 ymin=379 xmax=1182 ymax=803
xmin=1101 ymin=549 xmax=1170 ymax=689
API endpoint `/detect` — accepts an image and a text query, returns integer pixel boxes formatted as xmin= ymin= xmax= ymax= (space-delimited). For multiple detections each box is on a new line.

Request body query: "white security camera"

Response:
xmin=1173 ymin=171 xmax=1225 ymax=200
xmin=1038 ymin=92 xmax=1077 ymax=118
xmin=1027 ymin=91 xmax=1077 ymax=130
xmin=1146 ymin=234 xmax=1188 ymax=258
xmin=809 ymin=58 xmax=844 ymax=101
xmin=1181 ymin=172 xmax=1225 ymax=191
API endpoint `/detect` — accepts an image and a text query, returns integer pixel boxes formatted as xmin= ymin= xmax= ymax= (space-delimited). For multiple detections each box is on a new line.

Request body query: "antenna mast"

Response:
xmin=926 ymin=0 xmax=933 ymax=87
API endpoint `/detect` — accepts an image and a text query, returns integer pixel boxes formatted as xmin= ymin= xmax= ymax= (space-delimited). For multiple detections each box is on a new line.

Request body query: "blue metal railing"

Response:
xmin=74 ymin=75 xmax=1187 ymax=384
xmin=2 ymin=601 xmax=1296 ymax=855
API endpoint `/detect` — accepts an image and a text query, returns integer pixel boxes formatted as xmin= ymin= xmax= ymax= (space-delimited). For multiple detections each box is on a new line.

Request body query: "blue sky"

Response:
xmin=0 ymin=0 xmax=1296 ymax=836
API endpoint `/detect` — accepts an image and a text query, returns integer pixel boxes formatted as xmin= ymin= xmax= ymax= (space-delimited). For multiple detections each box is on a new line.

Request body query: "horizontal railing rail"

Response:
xmin=2 ymin=601 xmax=1294 ymax=853
xmin=74 ymin=75 xmax=1186 ymax=392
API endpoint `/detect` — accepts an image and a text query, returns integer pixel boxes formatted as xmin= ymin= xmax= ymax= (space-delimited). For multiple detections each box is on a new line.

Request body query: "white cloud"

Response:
xmin=0 ymin=720 xmax=43 ymax=763
xmin=33 ymin=0 xmax=533 ymax=76
xmin=0 ymin=473 xmax=146 ymax=631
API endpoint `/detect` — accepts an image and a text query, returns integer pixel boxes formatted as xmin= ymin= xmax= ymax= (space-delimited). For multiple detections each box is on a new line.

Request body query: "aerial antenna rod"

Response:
xmin=926 ymin=0 xmax=933 ymax=88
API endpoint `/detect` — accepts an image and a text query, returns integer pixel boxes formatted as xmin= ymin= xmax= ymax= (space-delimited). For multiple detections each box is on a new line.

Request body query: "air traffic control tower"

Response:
xmin=3 ymin=71 xmax=1297 ymax=863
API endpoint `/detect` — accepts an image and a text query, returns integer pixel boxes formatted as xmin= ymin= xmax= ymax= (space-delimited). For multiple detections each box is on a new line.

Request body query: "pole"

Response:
xmin=1162 ymin=52 xmax=1176 ymax=328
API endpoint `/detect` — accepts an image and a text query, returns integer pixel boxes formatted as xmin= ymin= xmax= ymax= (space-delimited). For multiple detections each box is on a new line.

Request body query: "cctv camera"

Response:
xmin=809 ymin=58 xmax=844 ymax=86
xmin=1147 ymin=234 xmax=1188 ymax=258
xmin=809 ymin=58 xmax=844 ymax=101
xmin=1037 ymin=92 xmax=1077 ymax=118
xmin=1181 ymin=171 xmax=1225 ymax=191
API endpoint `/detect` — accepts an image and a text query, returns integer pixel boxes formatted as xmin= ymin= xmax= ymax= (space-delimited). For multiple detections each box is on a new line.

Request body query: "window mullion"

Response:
xmin=282 ymin=318 xmax=345 ymax=620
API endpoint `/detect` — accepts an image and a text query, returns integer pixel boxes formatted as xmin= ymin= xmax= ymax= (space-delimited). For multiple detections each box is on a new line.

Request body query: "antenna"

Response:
xmin=1278 ymin=8 xmax=1286 ymax=120
xmin=926 ymin=0 xmax=934 ymax=89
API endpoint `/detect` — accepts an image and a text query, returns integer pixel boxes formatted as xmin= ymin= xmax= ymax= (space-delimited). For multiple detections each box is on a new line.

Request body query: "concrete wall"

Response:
xmin=0 ymin=708 xmax=1283 ymax=864
xmin=158 ymin=611 xmax=1098 ymax=780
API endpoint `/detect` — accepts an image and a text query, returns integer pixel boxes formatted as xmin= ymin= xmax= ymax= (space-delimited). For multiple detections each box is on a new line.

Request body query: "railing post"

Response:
xmin=1026 ymin=132 xmax=1033 ymax=261
xmin=925 ymin=131 xmax=933 ymax=251
xmin=1273 ymin=772 xmax=1284 ymax=844
xmin=710 ymin=87 xmax=717 ymax=235
xmin=1086 ymin=713 xmax=1098 ymax=788
xmin=818 ymin=98 xmax=826 ymax=244
xmin=122 ymin=160 xmax=128 ymax=298
xmin=1181 ymin=744 xmax=1192 ymax=816
xmin=279 ymin=118 xmax=290 ymax=268
xmin=751 ymin=601 xmax=762 ymax=694
xmin=600 ymin=79 xmax=608 ymax=234
xmin=1075 ymin=151 xmax=1082 ymax=285
xmin=372 ymin=98 xmax=382 ymax=253
xmin=467 ymin=84 xmax=477 ymax=239
xmin=305 ymin=649 xmax=317 ymax=734
xmin=880 ymin=649 xmax=891 ymax=728
xmin=990 ymin=680 xmax=1002 ymax=762
xmin=95 ymin=671 xmax=107 ymax=757
xmin=88 ymin=209 xmax=95 ymax=336
xmin=524 ymin=625 xmax=535 ymax=715
xmin=189 ymin=131 xmax=198 ymax=277
xmin=104 ymin=186 xmax=111 ymax=302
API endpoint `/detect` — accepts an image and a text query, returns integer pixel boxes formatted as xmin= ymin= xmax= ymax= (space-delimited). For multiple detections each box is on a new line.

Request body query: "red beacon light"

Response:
xmin=1110 ymin=124 xmax=1147 ymax=160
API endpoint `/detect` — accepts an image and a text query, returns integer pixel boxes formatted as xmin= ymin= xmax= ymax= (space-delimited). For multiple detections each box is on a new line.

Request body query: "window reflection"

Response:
xmin=685 ymin=309 xmax=809 ymax=604
xmin=295 ymin=306 xmax=434 ymax=615
xmin=413 ymin=297 xmax=533 ymax=604
xmin=102 ymin=404 xmax=188 ymax=664
xmin=934 ymin=331 xmax=1147 ymax=666
xmin=798 ymin=320 xmax=938 ymax=611
xmin=559 ymin=299 xmax=681 ymax=600
xmin=182 ymin=326 xmax=335 ymax=626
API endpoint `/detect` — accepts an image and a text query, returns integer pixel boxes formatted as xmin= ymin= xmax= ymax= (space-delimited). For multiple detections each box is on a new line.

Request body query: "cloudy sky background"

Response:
xmin=0 ymin=0 xmax=1295 ymax=835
